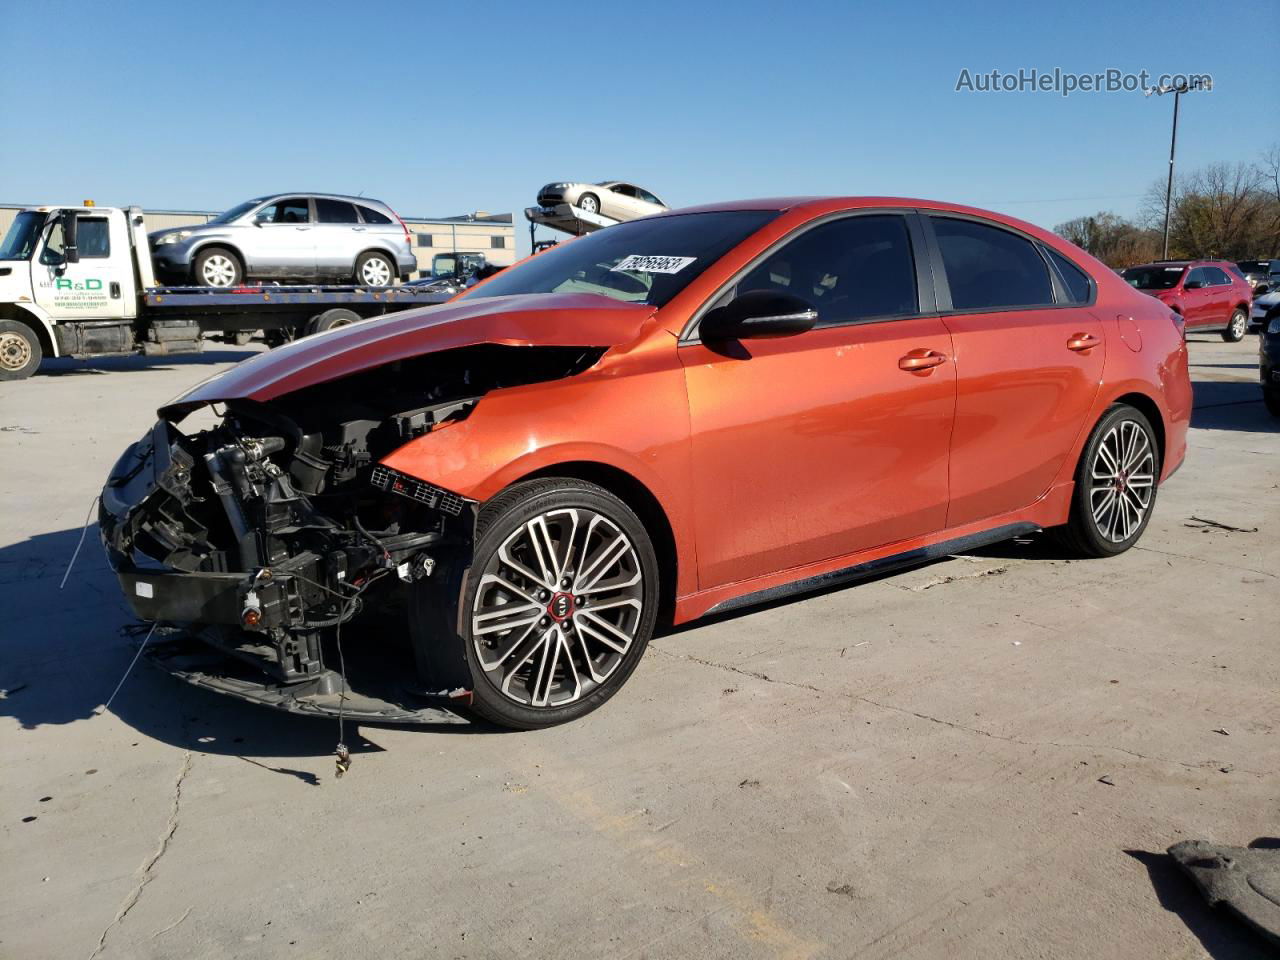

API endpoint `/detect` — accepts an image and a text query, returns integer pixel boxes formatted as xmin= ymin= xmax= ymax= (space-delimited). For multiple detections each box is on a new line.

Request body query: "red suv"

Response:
xmin=1122 ymin=260 xmax=1252 ymax=341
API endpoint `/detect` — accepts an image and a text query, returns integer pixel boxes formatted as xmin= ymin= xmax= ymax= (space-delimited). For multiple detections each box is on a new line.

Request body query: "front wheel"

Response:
xmin=577 ymin=192 xmax=601 ymax=215
xmin=1222 ymin=308 xmax=1248 ymax=342
xmin=0 ymin=320 xmax=42 ymax=381
xmin=461 ymin=478 xmax=660 ymax=729
xmin=1052 ymin=404 xmax=1160 ymax=558
xmin=193 ymin=247 xmax=242 ymax=287
xmin=355 ymin=251 xmax=395 ymax=286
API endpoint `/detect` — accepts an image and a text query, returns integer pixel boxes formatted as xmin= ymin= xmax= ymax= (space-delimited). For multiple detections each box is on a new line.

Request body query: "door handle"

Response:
xmin=1066 ymin=333 xmax=1099 ymax=352
xmin=110 ymin=281 xmax=121 ymax=299
xmin=898 ymin=349 xmax=947 ymax=372
xmin=353 ymin=226 xmax=367 ymax=232
xmin=295 ymin=226 xmax=311 ymax=231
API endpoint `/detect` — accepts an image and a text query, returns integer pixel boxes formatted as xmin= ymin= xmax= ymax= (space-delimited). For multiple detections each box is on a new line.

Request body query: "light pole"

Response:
xmin=1147 ymin=81 xmax=1197 ymax=260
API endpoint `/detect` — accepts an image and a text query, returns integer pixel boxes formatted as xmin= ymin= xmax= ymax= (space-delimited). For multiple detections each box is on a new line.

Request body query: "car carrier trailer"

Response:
xmin=0 ymin=204 xmax=451 ymax=381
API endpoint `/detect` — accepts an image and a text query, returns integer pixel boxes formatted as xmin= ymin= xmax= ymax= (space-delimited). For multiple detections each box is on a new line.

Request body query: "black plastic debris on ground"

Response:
xmin=1167 ymin=839 xmax=1280 ymax=947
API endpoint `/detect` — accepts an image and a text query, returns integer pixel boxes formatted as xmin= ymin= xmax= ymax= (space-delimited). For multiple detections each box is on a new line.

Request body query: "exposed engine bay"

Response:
xmin=99 ymin=344 xmax=603 ymax=722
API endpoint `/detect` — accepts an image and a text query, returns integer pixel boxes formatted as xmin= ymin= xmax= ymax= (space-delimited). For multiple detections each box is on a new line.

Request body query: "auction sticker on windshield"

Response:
xmin=612 ymin=255 xmax=696 ymax=274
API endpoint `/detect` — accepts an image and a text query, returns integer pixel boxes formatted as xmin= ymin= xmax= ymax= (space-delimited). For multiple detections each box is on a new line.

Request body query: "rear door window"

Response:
xmin=315 ymin=199 xmax=359 ymax=224
xmin=735 ymin=214 xmax=919 ymax=326
xmin=931 ymin=217 xmax=1055 ymax=311
xmin=1045 ymin=248 xmax=1092 ymax=304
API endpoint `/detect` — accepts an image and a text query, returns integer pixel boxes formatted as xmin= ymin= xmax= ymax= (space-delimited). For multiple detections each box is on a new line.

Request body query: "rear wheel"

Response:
xmin=355 ymin=251 xmax=395 ymax=286
xmin=193 ymin=247 xmax=242 ymax=287
xmin=1222 ymin=308 xmax=1248 ymax=342
xmin=0 ymin=320 xmax=41 ymax=381
xmin=1052 ymin=404 xmax=1159 ymax=558
xmin=461 ymin=478 xmax=659 ymax=729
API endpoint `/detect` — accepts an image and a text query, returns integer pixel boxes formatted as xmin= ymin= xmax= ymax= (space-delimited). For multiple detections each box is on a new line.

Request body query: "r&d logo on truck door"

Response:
xmin=55 ymin=278 xmax=103 ymax=291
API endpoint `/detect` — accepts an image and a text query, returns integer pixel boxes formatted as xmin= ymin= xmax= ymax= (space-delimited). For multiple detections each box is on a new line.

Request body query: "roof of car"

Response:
xmin=260 ymin=192 xmax=387 ymax=205
xmin=1127 ymin=259 xmax=1235 ymax=269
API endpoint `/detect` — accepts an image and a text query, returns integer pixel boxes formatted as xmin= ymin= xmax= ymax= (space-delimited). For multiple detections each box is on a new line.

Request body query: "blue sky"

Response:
xmin=0 ymin=0 xmax=1269 ymax=255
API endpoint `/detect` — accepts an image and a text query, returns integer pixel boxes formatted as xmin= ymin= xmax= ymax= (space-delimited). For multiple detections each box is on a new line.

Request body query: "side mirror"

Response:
xmin=699 ymin=290 xmax=818 ymax=341
xmin=1183 ymin=279 xmax=1203 ymax=290
xmin=60 ymin=210 xmax=80 ymax=264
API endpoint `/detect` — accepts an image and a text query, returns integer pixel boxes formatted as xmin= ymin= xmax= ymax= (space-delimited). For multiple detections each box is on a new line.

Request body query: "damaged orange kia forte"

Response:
xmin=100 ymin=198 xmax=1192 ymax=728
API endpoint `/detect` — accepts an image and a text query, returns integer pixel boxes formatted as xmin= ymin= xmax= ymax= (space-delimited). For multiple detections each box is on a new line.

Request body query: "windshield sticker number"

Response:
xmin=611 ymin=255 xmax=696 ymax=275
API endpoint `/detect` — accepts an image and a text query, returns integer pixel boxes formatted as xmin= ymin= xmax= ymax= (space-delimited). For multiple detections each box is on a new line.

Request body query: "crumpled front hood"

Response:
xmin=160 ymin=293 xmax=656 ymax=419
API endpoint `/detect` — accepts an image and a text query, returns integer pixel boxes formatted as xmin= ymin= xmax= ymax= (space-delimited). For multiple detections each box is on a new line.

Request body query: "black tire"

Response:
xmin=577 ymin=192 xmax=601 ymax=215
xmin=458 ymin=478 xmax=660 ymax=729
xmin=192 ymin=246 xmax=243 ymax=287
xmin=1265 ymin=389 xmax=1280 ymax=419
xmin=1051 ymin=404 xmax=1160 ymax=558
xmin=354 ymin=251 xmax=395 ymax=287
xmin=0 ymin=320 xmax=42 ymax=381
xmin=1222 ymin=308 xmax=1248 ymax=342
xmin=305 ymin=308 xmax=362 ymax=336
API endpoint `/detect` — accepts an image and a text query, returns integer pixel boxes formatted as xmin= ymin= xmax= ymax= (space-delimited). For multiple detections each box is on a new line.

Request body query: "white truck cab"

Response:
xmin=0 ymin=203 xmax=446 ymax=382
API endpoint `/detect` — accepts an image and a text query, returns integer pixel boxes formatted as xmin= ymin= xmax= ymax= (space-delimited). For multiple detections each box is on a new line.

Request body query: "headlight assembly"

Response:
xmin=1267 ymin=315 xmax=1280 ymax=335
xmin=155 ymin=231 xmax=192 ymax=246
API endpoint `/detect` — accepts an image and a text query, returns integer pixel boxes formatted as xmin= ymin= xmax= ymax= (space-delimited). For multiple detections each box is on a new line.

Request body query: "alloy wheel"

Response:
xmin=470 ymin=507 xmax=644 ymax=708
xmin=579 ymin=195 xmax=599 ymax=214
xmin=1089 ymin=419 xmax=1155 ymax=543
xmin=201 ymin=254 xmax=237 ymax=286
xmin=1230 ymin=312 xmax=1247 ymax=339
xmin=360 ymin=257 xmax=392 ymax=285
xmin=0 ymin=332 xmax=32 ymax=372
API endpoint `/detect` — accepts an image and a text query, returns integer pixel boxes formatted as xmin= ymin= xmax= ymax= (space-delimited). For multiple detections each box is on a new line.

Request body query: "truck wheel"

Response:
xmin=194 ymin=247 xmax=243 ymax=287
xmin=355 ymin=252 xmax=394 ymax=287
xmin=0 ymin=320 xmax=42 ymax=381
xmin=1222 ymin=308 xmax=1248 ymax=342
xmin=305 ymin=309 xmax=363 ymax=336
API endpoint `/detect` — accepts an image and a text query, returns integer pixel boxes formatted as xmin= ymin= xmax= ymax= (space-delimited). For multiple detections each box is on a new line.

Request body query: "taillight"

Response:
xmin=390 ymin=208 xmax=412 ymax=247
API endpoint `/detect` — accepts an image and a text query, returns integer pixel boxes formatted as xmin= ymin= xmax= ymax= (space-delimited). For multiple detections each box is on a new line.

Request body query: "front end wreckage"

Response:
xmin=98 ymin=299 xmax=630 ymax=723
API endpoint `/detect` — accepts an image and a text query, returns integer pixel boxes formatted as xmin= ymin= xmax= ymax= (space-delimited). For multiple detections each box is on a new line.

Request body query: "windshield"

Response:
xmin=461 ymin=210 xmax=779 ymax=308
xmin=1123 ymin=265 xmax=1184 ymax=290
xmin=207 ymin=198 xmax=265 ymax=225
xmin=0 ymin=211 xmax=49 ymax=260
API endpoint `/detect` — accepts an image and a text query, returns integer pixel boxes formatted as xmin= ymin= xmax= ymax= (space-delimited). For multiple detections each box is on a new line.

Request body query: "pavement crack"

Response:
xmin=654 ymin=647 xmax=1264 ymax=776
xmin=87 ymin=750 xmax=192 ymax=960
xmin=1133 ymin=544 xmax=1277 ymax=579
xmin=148 ymin=906 xmax=193 ymax=941
xmin=901 ymin=565 xmax=1009 ymax=591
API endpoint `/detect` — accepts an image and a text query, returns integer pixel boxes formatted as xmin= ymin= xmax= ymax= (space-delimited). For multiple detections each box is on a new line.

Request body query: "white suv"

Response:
xmin=150 ymin=193 xmax=417 ymax=287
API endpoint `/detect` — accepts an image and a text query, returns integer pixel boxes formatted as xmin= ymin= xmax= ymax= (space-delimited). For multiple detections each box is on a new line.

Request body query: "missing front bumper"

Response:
xmin=144 ymin=629 xmax=472 ymax=725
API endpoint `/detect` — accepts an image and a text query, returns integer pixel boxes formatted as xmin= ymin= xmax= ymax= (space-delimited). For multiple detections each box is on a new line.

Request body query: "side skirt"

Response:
xmin=702 ymin=522 xmax=1040 ymax=618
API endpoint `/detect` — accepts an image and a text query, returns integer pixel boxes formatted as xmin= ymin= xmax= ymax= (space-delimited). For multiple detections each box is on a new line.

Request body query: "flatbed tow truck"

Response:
xmin=0 ymin=203 xmax=451 ymax=381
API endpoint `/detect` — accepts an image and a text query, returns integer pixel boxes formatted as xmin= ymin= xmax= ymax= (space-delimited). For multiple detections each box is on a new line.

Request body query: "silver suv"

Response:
xmin=150 ymin=193 xmax=417 ymax=287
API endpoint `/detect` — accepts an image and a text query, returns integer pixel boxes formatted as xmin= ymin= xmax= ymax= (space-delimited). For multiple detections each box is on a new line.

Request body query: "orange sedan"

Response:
xmin=101 ymin=197 xmax=1192 ymax=729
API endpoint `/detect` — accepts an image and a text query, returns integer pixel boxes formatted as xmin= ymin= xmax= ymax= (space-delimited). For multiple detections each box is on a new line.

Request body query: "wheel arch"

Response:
xmin=353 ymin=247 xmax=397 ymax=279
xmin=517 ymin=460 xmax=679 ymax=626
xmin=0 ymin=302 xmax=58 ymax=358
xmin=1110 ymin=390 xmax=1166 ymax=471
xmin=190 ymin=240 xmax=246 ymax=278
